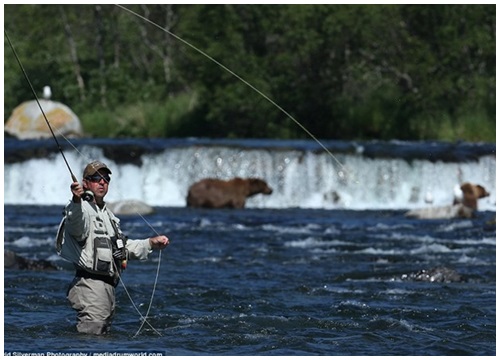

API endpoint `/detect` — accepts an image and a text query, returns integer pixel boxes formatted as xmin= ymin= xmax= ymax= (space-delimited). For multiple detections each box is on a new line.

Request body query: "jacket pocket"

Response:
xmin=92 ymin=216 xmax=107 ymax=235
xmin=93 ymin=237 xmax=112 ymax=273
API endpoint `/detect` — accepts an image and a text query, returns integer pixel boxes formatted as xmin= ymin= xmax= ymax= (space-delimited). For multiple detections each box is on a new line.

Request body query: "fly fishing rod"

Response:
xmin=6 ymin=28 xmax=164 ymax=337
xmin=5 ymin=29 xmax=93 ymax=201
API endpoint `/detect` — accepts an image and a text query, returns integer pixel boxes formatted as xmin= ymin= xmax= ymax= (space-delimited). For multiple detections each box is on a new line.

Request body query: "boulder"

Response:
xmin=401 ymin=267 xmax=463 ymax=283
xmin=107 ymin=200 xmax=155 ymax=215
xmin=5 ymin=250 xmax=58 ymax=271
xmin=5 ymin=99 xmax=83 ymax=139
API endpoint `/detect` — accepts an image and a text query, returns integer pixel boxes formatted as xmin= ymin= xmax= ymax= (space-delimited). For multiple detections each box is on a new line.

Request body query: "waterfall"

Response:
xmin=4 ymin=138 xmax=496 ymax=210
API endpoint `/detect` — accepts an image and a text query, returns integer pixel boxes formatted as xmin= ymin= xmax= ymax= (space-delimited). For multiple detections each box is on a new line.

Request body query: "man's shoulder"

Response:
xmin=66 ymin=200 xmax=99 ymax=214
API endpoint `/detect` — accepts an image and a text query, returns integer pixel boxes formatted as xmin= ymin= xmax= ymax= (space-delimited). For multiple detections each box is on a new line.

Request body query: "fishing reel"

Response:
xmin=82 ymin=190 xmax=94 ymax=202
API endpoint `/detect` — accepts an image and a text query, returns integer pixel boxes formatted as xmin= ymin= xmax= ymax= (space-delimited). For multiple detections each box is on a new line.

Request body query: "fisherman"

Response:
xmin=56 ymin=160 xmax=169 ymax=335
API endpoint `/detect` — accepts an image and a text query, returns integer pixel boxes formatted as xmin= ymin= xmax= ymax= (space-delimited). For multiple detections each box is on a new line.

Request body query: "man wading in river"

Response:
xmin=56 ymin=160 xmax=169 ymax=335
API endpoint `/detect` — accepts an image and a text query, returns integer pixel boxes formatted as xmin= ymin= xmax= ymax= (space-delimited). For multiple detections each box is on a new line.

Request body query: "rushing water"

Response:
xmin=4 ymin=205 xmax=496 ymax=356
xmin=3 ymin=138 xmax=496 ymax=355
xmin=4 ymin=138 xmax=496 ymax=210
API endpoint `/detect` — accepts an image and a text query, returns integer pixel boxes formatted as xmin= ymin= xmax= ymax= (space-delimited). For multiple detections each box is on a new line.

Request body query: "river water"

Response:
xmin=3 ymin=138 xmax=496 ymax=355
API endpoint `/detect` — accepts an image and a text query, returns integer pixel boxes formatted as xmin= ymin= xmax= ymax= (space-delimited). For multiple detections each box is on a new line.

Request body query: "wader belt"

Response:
xmin=75 ymin=269 xmax=117 ymax=287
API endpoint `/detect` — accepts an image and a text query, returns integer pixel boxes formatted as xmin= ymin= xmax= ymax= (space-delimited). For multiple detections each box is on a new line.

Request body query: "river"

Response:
xmin=3 ymin=138 xmax=496 ymax=355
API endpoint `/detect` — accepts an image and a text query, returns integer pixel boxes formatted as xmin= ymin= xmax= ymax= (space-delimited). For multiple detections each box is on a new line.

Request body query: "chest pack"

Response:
xmin=55 ymin=205 xmax=128 ymax=275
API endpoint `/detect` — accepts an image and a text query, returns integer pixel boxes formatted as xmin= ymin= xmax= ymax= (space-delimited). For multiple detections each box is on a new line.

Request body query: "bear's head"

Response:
xmin=248 ymin=178 xmax=273 ymax=197
xmin=460 ymin=183 xmax=490 ymax=209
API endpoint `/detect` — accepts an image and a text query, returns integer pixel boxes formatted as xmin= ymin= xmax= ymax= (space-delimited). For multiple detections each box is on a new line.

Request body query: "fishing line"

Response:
xmin=116 ymin=4 xmax=354 ymax=182
xmin=5 ymin=29 xmax=163 ymax=337
xmin=7 ymin=4 xmax=353 ymax=337
xmin=4 ymin=29 xmax=79 ymax=184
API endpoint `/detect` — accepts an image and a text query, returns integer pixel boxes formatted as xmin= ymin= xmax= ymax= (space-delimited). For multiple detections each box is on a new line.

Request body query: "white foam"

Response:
xmin=4 ymin=146 xmax=496 ymax=210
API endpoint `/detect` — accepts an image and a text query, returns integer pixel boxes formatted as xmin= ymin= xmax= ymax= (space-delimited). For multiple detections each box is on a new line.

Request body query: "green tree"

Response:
xmin=4 ymin=4 xmax=495 ymax=141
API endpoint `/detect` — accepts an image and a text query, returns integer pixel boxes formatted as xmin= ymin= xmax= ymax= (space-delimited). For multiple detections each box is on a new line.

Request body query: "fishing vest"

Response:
xmin=56 ymin=201 xmax=127 ymax=277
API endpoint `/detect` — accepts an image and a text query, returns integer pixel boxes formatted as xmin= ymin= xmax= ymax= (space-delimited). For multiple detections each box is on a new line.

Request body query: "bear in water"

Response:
xmin=186 ymin=177 xmax=273 ymax=209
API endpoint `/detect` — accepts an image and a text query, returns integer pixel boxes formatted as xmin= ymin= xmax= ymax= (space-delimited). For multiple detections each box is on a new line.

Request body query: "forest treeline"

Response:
xmin=4 ymin=4 xmax=496 ymax=141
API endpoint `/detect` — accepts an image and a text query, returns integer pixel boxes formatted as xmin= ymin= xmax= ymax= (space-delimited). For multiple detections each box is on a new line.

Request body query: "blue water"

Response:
xmin=4 ymin=204 xmax=496 ymax=355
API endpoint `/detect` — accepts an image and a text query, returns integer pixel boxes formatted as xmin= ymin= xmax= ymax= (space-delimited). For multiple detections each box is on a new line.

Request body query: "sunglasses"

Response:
xmin=86 ymin=174 xmax=111 ymax=183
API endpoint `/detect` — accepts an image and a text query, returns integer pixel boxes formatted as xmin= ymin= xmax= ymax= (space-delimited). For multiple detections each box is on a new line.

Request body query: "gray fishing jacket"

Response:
xmin=56 ymin=200 xmax=152 ymax=277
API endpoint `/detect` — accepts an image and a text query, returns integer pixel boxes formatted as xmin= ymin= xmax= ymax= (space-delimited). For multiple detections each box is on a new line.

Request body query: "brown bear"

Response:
xmin=458 ymin=182 xmax=490 ymax=210
xmin=186 ymin=177 xmax=273 ymax=209
xmin=405 ymin=182 xmax=490 ymax=219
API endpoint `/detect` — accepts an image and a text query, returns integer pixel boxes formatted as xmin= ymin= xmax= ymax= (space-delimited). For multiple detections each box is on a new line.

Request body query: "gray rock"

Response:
xmin=107 ymin=200 xmax=155 ymax=215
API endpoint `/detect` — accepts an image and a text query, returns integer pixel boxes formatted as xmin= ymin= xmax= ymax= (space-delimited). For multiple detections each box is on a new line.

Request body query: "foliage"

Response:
xmin=4 ymin=4 xmax=495 ymax=142
xmin=81 ymin=92 xmax=197 ymax=138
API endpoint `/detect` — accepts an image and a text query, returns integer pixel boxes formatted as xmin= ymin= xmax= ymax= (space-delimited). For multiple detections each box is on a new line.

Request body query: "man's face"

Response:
xmin=83 ymin=171 xmax=110 ymax=199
